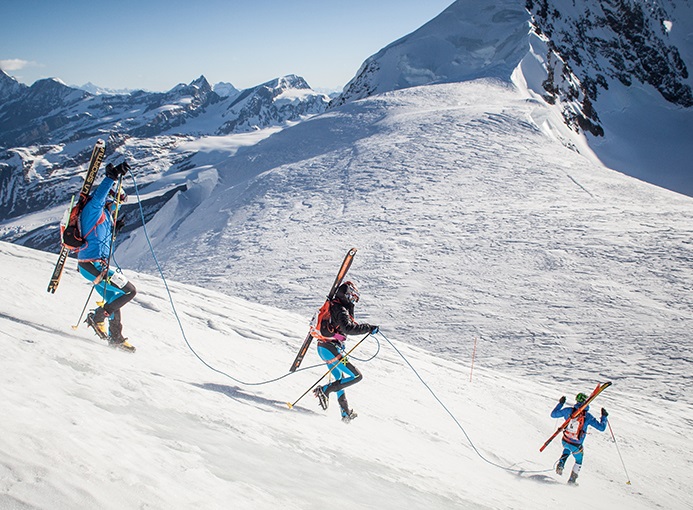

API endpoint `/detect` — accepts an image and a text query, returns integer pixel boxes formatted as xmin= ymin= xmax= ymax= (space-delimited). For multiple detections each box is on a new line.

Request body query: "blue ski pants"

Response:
xmin=559 ymin=440 xmax=584 ymax=466
xmin=316 ymin=341 xmax=362 ymax=398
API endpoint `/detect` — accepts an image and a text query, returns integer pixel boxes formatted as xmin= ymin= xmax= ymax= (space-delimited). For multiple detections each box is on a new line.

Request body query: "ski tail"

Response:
xmin=288 ymin=331 xmax=314 ymax=373
xmin=288 ymin=248 xmax=357 ymax=372
xmin=47 ymin=247 xmax=70 ymax=294
xmin=47 ymin=140 xmax=106 ymax=293
xmin=540 ymin=381 xmax=611 ymax=452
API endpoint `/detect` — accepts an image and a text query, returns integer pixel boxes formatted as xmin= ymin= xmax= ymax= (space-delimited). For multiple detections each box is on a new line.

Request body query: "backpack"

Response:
xmin=60 ymin=193 xmax=91 ymax=250
xmin=563 ymin=412 xmax=586 ymax=443
xmin=309 ymin=299 xmax=338 ymax=341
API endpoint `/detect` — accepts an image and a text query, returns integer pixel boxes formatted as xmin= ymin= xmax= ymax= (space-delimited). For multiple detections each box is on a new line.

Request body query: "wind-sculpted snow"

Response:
xmin=116 ymin=81 xmax=693 ymax=409
xmin=0 ymin=240 xmax=690 ymax=509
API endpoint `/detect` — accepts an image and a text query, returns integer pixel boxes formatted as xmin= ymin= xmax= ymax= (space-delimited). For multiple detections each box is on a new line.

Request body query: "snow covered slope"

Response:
xmin=1 ymin=241 xmax=690 ymax=509
xmin=116 ymin=80 xmax=693 ymax=409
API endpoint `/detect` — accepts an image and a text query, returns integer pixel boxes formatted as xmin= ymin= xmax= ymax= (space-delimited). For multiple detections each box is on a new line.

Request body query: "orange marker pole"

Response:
xmin=469 ymin=336 xmax=477 ymax=382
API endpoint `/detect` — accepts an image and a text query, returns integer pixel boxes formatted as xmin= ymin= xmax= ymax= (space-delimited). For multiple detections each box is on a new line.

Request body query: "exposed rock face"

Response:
xmin=526 ymin=0 xmax=692 ymax=135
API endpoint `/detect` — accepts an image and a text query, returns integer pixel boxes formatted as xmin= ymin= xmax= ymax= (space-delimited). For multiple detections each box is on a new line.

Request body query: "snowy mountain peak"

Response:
xmin=167 ymin=75 xmax=213 ymax=97
xmin=213 ymin=81 xmax=240 ymax=98
xmin=332 ymin=0 xmax=530 ymax=107
xmin=77 ymin=82 xmax=135 ymax=95
xmin=19 ymin=77 xmax=89 ymax=116
xmin=333 ymin=0 xmax=693 ymax=117
xmin=329 ymin=0 xmax=693 ymax=195
xmin=0 ymin=69 xmax=27 ymax=102
xmin=270 ymin=74 xmax=311 ymax=90
xmin=218 ymin=74 xmax=329 ymax=134
xmin=27 ymin=76 xmax=81 ymax=96
xmin=190 ymin=75 xmax=213 ymax=93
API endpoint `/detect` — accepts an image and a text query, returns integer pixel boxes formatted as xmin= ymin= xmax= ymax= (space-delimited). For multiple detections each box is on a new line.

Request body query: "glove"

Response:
xmin=559 ymin=396 xmax=566 ymax=405
xmin=115 ymin=217 xmax=126 ymax=233
xmin=106 ymin=161 xmax=130 ymax=180
xmin=370 ymin=325 xmax=379 ymax=334
xmin=601 ymin=407 xmax=608 ymax=418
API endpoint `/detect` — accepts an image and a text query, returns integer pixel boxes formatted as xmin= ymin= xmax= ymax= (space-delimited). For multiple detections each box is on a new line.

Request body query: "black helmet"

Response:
xmin=336 ymin=281 xmax=360 ymax=304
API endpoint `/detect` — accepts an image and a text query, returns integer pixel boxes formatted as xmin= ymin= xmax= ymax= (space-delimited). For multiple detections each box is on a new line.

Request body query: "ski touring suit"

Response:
xmin=315 ymin=282 xmax=376 ymax=421
xmin=551 ymin=400 xmax=608 ymax=483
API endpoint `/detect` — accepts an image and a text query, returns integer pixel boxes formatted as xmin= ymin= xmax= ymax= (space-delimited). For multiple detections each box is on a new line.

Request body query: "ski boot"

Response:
xmin=337 ymin=393 xmax=356 ymax=423
xmin=556 ymin=462 xmax=565 ymax=475
xmin=85 ymin=308 xmax=109 ymax=341
xmin=341 ymin=410 xmax=358 ymax=424
xmin=313 ymin=386 xmax=329 ymax=410
xmin=108 ymin=331 xmax=136 ymax=353
xmin=567 ymin=472 xmax=579 ymax=484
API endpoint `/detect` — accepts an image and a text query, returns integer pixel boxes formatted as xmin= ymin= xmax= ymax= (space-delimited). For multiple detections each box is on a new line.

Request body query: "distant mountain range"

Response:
xmin=0 ymin=72 xmax=327 ymax=149
xmin=74 ymin=81 xmax=239 ymax=97
xmin=1 ymin=0 xmax=691 ymax=256
xmin=0 ymin=71 xmax=329 ymax=234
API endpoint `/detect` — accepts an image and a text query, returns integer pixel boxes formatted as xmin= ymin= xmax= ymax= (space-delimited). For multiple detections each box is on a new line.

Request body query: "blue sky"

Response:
xmin=1 ymin=0 xmax=454 ymax=93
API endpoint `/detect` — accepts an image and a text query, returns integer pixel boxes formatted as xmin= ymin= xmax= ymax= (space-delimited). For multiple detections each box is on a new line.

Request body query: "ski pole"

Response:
xmin=71 ymin=176 xmax=125 ymax=329
xmin=287 ymin=332 xmax=371 ymax=409
xmin=71 ymin=285 xmax=98 ymax=330
xmin=608 ymin=420 xmax=632 ymax=485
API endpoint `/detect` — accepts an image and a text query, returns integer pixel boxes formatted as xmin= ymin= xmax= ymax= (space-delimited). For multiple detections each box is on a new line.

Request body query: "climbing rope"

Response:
xmin=376 ymin=331 xmax=554 ymax=475
xmin=127 ymin=171 xmax=378 ymax=386
xmin=128 ymin=171 xmax=552 ymax=475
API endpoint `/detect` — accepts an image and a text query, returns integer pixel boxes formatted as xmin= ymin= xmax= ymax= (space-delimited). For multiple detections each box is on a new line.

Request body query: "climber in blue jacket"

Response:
xmin=77 ymin=161 xmax=136 ymax=351
xmin=551 ymin=392 xmax=608 ymax=484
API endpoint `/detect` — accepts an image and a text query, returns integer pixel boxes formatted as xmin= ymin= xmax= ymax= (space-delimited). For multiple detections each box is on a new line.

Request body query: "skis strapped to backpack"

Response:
xmin=47 ymin=139 xmax=106 ymax=293
xmin=539 ymin=381 xmax=611 ymax=452
xmin=288 ymin=247 xmax=357 ymax=372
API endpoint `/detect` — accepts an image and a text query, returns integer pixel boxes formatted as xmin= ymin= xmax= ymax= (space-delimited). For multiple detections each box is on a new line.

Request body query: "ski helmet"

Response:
xmin=341 ymin=281 xmax=360 ymax=304
xmin=575 ymin=392 xmax=588 ymax=404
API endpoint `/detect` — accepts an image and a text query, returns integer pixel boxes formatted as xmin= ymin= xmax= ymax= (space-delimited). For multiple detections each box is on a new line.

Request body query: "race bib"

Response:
xmin=109 ymin=271 xmax=129 ymax=289
xmin=564 ymin=416 xmax=583 ymax=441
